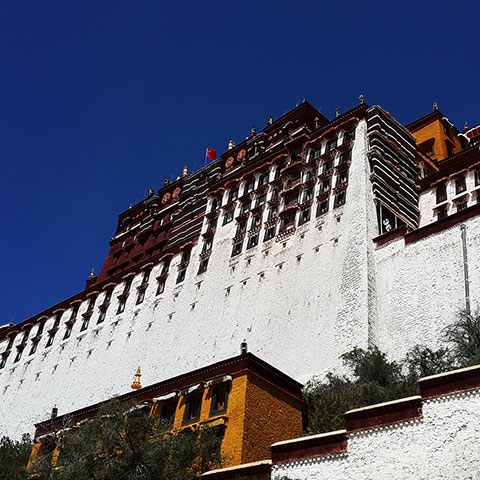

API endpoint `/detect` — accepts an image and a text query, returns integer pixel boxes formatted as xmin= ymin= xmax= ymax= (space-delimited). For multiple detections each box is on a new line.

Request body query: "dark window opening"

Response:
xmin=457 ymin=202 xmax=468 ymax=213
xmin=475 ymin=170 xmax=480 ymax=187
xmin=97 ymin=310 xmax=106 ymax=325
xmin=29 ymin=340 xmax=39 ymax=356
xmin=334 ymin=191 xmax=346 ymax=208
xmin=280 ymin=215 xmax=295 ymax=232
xmin=317 ymin=199 xmax=329 ymax=217
xmin=298 ymin=209 xmax=311 ymax=226
xmin=210 ymin=386 xmax=230 ymax=416
xmin=436 ymin=184 xmax=447 ymax=203
xmin=302 ymin=189 xmax=313 ymax=203
xmin=236 ymin=222 xmax=246 ymax=236
xmin=256 ymin=194 xmax=267 ymax=207
xmin=176 ymin=268 xmax=186 ymax=284
xmin=438 ymin=209 xmax=448 ymax=221
xmin=136 ymin=289 xmax=145 ymax=305
xmin=258 ymin=173 xmax=269 ymax=186
xmin=322 ymin=161 xmax=333 ymax=174
xmin=183 ymin=394 xmax=202 ymax=425
xmin=251 ymin=215 xmax=261 ymax=229
xmin=156 ymin=280 xmax=166 ymax=296
xmin=161 ymin=260 xmax=170 ymax=276
xmin=319 ymin=179 xmax=331 ymax=194
xmin=247 ymin=234 xmax=259 ymax=250
xmin=336 ymin=170 xmax=349 ymax=187
xmin=223 ymin=210 xmax=234 ymax=225
xmin=198 ymin=258 xmax=209 ymax=275
xmin=45 ymin=332 xmax=55 ymax=348
xmin=228 ymin=189 xmax=238 ymax=202
xmin=80 ymin=317 xmax=90 ymax=332
xmin=264 ymin=226 xmax=276 ymax=242
xmin=456 ymin=176 xmax=466 ymax=195
xmin=231 ymin=242 xmax=243 ymax=257
xmin=180 ymin=249 xmax=191 ymax=265
xmin=244 ymin=181 xmax=255 ymax=195
xmin=117 ymin=299 xmax=126 ymax=315
xmin=240 ymin=202 xmax=251 ymax=215
xmin=326 ymin=139 xmax=337 ymax=152
xmin=202 ymin=239 xmax=212 ymax=253
xmin=0 ymin=357 xmax=7 ymax=369
xmin=159 ymin=403 xmax=176 ymax=428
xmin=14 ymin=349 xmax=23 ymax=363
xmin=338 ymin=151 xmax=351 ymax=165
xmin=267 ymin=206 xmax=278 ymax=221
xmin=344 ymin=129 xmax=355 ymax=142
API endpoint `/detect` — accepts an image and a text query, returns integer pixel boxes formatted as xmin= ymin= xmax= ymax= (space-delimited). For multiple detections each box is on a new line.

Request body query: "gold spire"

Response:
xmin=336 ymin=106 xmax=340 ymax=118
xmin=228 ymin=139 xmax=235 ymax=150
xmin=359 ymin=94 xmax=364 ymax=104
xmin=250 ymin=125 xmax=256 ymax=137
xmin=267 ymin=115 xmax=273 ymax=126
xmin=131 ymin=366 xmax=142 ymax=390
xmin=182 ymin=166 xmax=188 ymax=177
xmin=433 ymin=102 xmax=438 ymax=111
xmin=464 ymin=122 xmax=469 ymax=132
xmin=89 ymin=268 xmax=94 ymax=279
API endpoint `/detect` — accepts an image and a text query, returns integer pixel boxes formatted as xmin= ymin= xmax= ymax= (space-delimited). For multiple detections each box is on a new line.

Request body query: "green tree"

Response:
xmin=30 ymin=399 xmax=224 ymax=480
xmin=303 ymin=347 xmax=418 ymax=434
xmin=444 ymin=308 xmax=480 ymax=367
xmin=0 ymin=434 xmax=32 ymax=480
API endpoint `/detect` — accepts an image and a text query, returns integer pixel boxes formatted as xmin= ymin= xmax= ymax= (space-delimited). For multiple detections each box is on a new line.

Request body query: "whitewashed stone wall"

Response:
xmin=273 ymin=389 xmax=480 ymax=480
xmin=0 ymin=120 xmax=376 ymax=439
xmin=1 ymin=116 xmax=479 ymax=442
xmin=374 ymin=217 xmax=480 ymax=361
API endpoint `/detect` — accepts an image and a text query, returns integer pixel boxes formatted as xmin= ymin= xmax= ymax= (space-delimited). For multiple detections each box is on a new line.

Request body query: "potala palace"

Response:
xmin=1 ymin=99 xmax=480 ymax=472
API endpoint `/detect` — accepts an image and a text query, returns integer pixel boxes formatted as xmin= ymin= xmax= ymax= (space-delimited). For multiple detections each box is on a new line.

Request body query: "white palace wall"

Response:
xmin=374 ymin=216 xmax=480 ymax=361
xmin=273 ymin=384 xmax=480 ymax=480
xmin=1 ymin=113 xmax=479 ymax=442
xmin=0 ymin=120 xmax=377 ymax=439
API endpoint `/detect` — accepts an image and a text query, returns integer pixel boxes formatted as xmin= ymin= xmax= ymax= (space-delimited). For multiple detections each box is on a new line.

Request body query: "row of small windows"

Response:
xmin=0 ymin=255 xmax=195 ymax=368
xmin=230 ymin=192 xmax=346 ymax=257
xmin=435 ymin=171 xmax=480 ymax=221
xmin=211 ymin=151 xmax=352 ymax=213
xmin=436 ymin=172 xmax=480 ymax=204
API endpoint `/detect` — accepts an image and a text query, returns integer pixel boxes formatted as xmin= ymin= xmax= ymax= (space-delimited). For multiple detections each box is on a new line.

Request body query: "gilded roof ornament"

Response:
xmin=89 ymin=268 xmax=94 ymax=279
xmin=131 ymin=366 xmax=142 ymax=390
xmin=359 ymin=94 xmax=364 ymax=104
xmin=267 ymin=115 xmax=273 ymax=126
xmin=182 ymin=166 xmax=188 ymax=177
xmin=228 ymin=139 xmax=235 ymax=150
xmin=336 ymin=106 xmax=340 ymax=118
xmin=250 ymin=125 xmax=256 ymax=137
xmin=433 ymin=102 xmax=438 ymax=111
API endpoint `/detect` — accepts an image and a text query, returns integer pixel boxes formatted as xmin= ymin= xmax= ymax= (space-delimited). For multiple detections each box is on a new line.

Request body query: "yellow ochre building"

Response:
xmin=31 ymin=349 xmax=303 ymax=468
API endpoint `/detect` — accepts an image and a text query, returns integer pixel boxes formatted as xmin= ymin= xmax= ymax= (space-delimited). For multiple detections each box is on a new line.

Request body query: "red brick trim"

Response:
xmin=419 ymin=364 xmax=480 ymax=399
xmin=271 ymin=430 xmax=347 ymax=464
xmin=344 ymin=396 xmax=422 ymax=432
xmin=202 ymin=460 xmax=272 ymax=479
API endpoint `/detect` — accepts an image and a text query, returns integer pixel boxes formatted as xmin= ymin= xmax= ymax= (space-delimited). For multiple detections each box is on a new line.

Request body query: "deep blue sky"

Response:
xmin=1 ymin=1 xmax=479 ymax=325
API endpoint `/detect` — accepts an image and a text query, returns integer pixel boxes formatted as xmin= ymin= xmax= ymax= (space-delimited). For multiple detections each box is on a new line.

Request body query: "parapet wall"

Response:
xmin=204 ymin=364 xmax=480 ymax=480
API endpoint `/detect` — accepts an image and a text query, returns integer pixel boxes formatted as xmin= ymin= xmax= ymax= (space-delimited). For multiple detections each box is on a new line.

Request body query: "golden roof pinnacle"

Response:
xmin=131 ymin=366 xmax=142 ymax=390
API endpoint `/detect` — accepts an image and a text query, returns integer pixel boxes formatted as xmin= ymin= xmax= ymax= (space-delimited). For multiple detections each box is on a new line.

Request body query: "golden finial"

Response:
xmin=89 ymin=268 xmax=94 ymax=279
xmin=433 ymin=102 xmax=438 ymax=111
xmin=164 ymin=178 xmax=170 ymax=187
xmin=131 ymin=366 xmax=142 ymax=390
xmin=336 ymin=106 xmax=340 ymax=118
xmin=314 ymin=117 xmax=320 ymax=129
xmin=228 ymin=139 xmax=235 ymax=150
xmin=182 ymin=166 xmax=188 ymax=177
xmin=267 ymin=115 xmax=273 ymax=126
xmin=302 ymin=98 xmax=306 ymax=103
xmin=148 ymin=186 xmax=154 ymax=197
xmin=250 ymin=125 xmax=256 ymax=137
xmin=464 ymin=122 xmax=469 ymax=132
xmin=359 ymin=94 xmax=364 ymax=104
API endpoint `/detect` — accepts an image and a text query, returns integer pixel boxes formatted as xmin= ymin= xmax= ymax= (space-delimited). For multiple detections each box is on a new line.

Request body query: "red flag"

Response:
xmin=206 ymin=148 xmax=216 ymax=161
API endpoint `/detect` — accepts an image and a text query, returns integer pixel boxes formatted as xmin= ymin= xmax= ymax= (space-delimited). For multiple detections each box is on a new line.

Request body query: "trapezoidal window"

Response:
xmin=210 ymin=385 xmax=230 ymax=417
xmin=182 ymin=394 xmax=202 ymax=425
